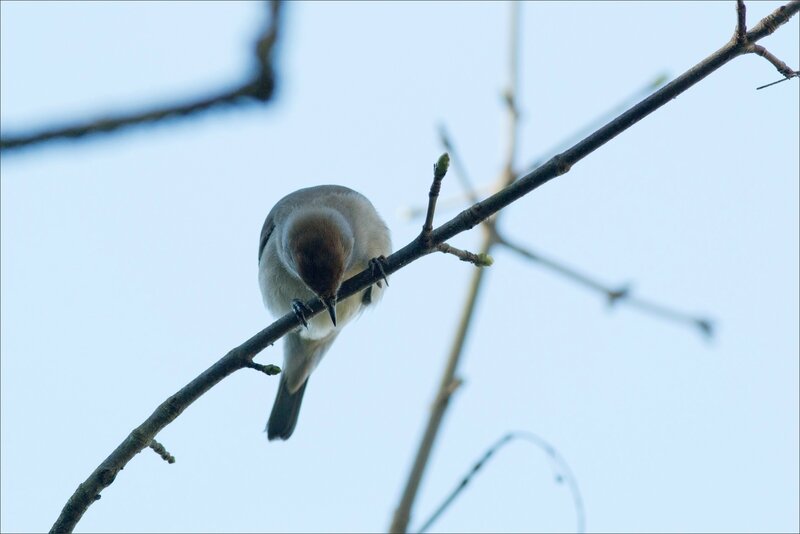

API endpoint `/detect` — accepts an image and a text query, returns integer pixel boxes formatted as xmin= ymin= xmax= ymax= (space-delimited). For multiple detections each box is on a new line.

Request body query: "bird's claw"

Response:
xmin=369 ymin=256 xmax=389 ymax=288
xmin=291 ymin=299 xmax=312 ymax=328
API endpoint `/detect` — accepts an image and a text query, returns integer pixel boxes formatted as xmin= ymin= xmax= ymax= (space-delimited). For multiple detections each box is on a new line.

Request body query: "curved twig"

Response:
xmin=415 ymin=431 xmax=585 ymax=534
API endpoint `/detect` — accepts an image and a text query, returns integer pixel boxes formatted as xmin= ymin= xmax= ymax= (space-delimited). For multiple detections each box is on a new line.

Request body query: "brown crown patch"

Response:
xmin=289 ymin=216 xmax=349 ymax=298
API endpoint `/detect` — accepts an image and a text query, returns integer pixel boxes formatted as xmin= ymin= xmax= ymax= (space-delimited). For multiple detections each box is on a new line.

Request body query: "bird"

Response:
xmin=258 ymin=185 xmax=392 ymax=440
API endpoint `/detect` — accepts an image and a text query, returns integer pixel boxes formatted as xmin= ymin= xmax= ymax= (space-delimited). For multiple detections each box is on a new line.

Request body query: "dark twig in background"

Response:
xmin=0 ymin=1 xmax=281 ymax=152
xmin=47 ymin=2 xmax=798 ymax=532
xmin=494 ymin=233 xmax=714 ymax=337
xmin=416 ymin=432 xmax=585 ymax=534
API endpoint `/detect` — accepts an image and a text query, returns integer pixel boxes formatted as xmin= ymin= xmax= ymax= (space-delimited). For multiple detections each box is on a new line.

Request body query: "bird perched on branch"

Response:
xmin=258 ymin=185 xmax=392 ymax=440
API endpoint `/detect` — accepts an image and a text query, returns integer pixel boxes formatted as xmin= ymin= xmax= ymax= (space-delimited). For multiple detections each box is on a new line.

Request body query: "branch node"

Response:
xmin=437 ymin=243 xmax=493 ymax=267
xmin=445 ymin=377 xmax=464 ymax=397
xmin=695 ymin=318 xmax=715 ymax=339
xmin=148 ymin=439 xmax=176 ymax=464
xmin=607 ymin=285 xmax=631 ymax=306
xmin=502 ymin=88 xmax=520 ymax=120
xmin=429 ymin=377 xmax=464 ymax=413
xmin=552 ymin=155 xmax=573 ymax=176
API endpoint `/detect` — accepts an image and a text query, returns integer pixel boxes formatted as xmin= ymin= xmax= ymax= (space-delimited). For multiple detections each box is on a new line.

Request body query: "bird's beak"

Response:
xmin=323 ymin=296 xmax=337 ymax=326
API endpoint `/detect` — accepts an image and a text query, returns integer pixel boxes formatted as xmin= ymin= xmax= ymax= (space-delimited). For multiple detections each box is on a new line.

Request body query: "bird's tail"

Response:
xmin=266 ymin=377 xmax=309 ymax=441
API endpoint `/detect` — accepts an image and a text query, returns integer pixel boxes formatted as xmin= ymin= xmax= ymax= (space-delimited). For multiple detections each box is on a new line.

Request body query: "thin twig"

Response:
xmin=755 ymin=73 xmax=799 ymax=90
xmin=415 ymin=432 xmax=585 ymax=534
xmin=421 ymin=153 xmax=451 ymax=242
xmin=0 ymin=1 xmax=282 ymax=152
xmin=436 ymin=243 xmax=493 ymax=267
xmin=245 ymin=361 xmax=282 ymax=376
xmin=624 ymin=298 xmax=715 ymax=339
xmin=148 ymin=439 xmax=176 ymax=464
xmin=495 ymin=233 xmax=714 ymax=338
xmin=49 ymin=3 xmax=799 ymax=531
xmin=390 ymin=4 xmax=522 ymax=532
xmin=748 ymin=44 xmax=798 ymax=77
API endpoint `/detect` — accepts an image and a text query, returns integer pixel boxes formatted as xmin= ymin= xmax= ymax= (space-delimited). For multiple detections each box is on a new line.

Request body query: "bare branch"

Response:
xmin=1 ymin=1 xmax=282 ymax=152
xmin=416 ymin=432 xmax=585 ymax=534
xmin=50 ymin=3 xmax=798 ymax=531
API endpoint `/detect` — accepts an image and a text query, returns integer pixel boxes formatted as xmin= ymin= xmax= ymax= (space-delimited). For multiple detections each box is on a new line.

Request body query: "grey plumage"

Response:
xmin=258 ymin=185 xmax=391 ymax=440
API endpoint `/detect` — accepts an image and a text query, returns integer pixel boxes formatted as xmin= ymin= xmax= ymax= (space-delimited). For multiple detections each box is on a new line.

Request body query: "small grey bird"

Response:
xmin=258 ymin=185 xmax=391 ymax=440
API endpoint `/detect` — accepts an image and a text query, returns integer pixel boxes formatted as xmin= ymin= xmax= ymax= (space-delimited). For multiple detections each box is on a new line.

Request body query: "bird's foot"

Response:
xmin=291 ymin=299 xmax=313 ymax=328
xmin=369 ymin=255 xmax=389 ymax=288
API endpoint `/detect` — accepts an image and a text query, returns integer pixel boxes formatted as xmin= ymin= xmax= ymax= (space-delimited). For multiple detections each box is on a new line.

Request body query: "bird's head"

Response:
xmin=285 ymin=209 xmax=354 ymax=326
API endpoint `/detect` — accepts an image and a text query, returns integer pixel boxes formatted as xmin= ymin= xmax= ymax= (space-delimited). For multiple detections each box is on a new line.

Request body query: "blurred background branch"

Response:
xmin=0 ymin=1 xmax=281 ymax=152
xmin=389 ymin=4 xmax=523 ymax=532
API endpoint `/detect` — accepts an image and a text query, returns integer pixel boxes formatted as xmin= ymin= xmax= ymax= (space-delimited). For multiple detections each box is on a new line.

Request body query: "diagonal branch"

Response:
xmin=49 ymin=3 xmax=799 ymax=532
xmin=0 ymin=1 xmax=281 ymax=152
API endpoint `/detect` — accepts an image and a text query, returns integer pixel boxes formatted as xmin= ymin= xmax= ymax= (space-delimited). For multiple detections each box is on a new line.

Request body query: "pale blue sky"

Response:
xmin=1 ymin=2 xmax=798 ymax=533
